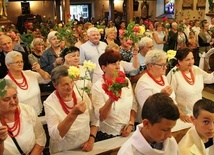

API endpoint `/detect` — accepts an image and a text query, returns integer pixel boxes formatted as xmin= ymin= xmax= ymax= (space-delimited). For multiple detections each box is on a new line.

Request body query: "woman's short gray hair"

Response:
xmin=5 ymin=51 xmax=22 ymax=66
xmin=87 ymin=27 xmax=99 ymax=36
xmin=51 ymin=65 xmax=69 ymax=84
xmin=144 ymin=49 xmax=167 ymax=65
xmin=0 ymin=79 xmax=17 ymax=98
xmin=47 ymin=31 xmax=58 ymax=42
xmin=138 ymin=37 xmax=153 ymax=49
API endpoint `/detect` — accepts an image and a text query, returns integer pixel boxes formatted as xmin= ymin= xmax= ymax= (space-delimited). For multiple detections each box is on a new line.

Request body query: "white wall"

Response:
xmin=156 ymin=0 xmax=164 ymax=17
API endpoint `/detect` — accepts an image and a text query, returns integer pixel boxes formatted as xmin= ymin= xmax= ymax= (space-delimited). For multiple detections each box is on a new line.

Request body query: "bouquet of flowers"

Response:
xmin=119 ymin=21 xmax=145 ymax=46
xmin=167 ymin=50 xmax=179 ymax=84
xmin=0 ymin=79 xmax=6 ymax=97
xmin=68 ymin=60 xmax=96 ymax=100
xmin=102 ymin=71 xmax=129 ymax=101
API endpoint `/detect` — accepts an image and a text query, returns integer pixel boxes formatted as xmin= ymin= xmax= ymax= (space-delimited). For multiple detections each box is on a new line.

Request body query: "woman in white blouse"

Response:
xmin=135 ymin=49 xmax=190 ymax=122
xmin=0 ymin=79 xmax=46 ymax=155
xmin=44 ymin=65 xmax=98 ymax=154
xmin=167 ymin=47 xmax=214 ymax=116
xmin=92 ymin=51 xmax=137 ymax=141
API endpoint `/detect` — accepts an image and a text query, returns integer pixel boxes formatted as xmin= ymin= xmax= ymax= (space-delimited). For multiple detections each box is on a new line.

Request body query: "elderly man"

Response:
xmin=79 ymin=27 xmax=107 ymax=83
xmin=0 ymin=35 xmax=31 ymax=78
xmin=167 ymin=22 xmax=178 ymax=51
xmin=129 ymin=37 xmax=153 ymax=83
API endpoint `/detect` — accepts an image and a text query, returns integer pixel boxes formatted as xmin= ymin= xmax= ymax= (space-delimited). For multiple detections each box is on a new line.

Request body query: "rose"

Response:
xmin=126 ymin=40 xmax=133 ymax=45
xmin=68 ymin=61 xmax=96 ymax=100
xmin=167 ymin=50 xmax=177 ymax=61
xmin=133 ymin=26 xmax=140 ymax=33
xmin=68 ymin=66 xmax=80 ymax=80
xmin=83 ymin=60 xmax=96 ymax=71
xmin=139 ymin=26 xmax=145 ymax=35
xmin=119 ymin=29 xmax=125 ymax=36
xmin=102 ymin=71 xmax=128 ymax=101
xmin=58 ymin=23 xmax=63 ymax=27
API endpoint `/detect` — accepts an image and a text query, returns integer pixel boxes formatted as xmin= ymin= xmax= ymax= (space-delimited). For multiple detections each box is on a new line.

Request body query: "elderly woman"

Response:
xmin=135 ymin=49 xmax=190 ymax=122
xmin=0 ymin=79 xmax=46 ymax=155
xmin=40 ymin=31 xmax=63 ymax=74
xmin=167 ymin=47 xmax=214 ymax=116
xmin=28 ymin=38 xmax=45 ymax=65
xmin=4 ymin=51 xmax=50 ymax=115
xmin=44 ymin=65 xmax=98 ymax=154
xmin=92 ymin=51 xmax=137 ymax=141
xmin=61 ymin=46 xmax=91 ymax=92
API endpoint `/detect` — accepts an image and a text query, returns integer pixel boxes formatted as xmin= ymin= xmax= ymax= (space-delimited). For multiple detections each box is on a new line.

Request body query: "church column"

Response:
xmin=109 ymin=0 xmax=114 ymax=21
xmin=126 ymin=0 xmax=134 ymax=22
xmin=55 ymin=0 xmax=60 ymax=23
xmin=62 ymin=0 xmax=70 ymax=24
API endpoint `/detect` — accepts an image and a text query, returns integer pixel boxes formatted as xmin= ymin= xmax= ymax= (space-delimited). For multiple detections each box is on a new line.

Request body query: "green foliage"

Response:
xmin=55 ymin=21 xmax=76 ymax=47
xmin=0 ymin=79 xmax=7 ymax=98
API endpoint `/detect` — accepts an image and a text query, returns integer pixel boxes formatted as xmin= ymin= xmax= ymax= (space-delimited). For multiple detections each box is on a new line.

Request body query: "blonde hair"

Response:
xmin=105 ymin=27 xmax=116 ymax=37
xmin=105 ymin=43 xmax=120 ymax=52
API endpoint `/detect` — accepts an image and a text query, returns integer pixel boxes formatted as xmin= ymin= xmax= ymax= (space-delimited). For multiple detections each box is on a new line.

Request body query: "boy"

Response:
xmin=179 ymin=98 xmax=214 ymax=155
xmin=118 ymin=93 xmax=180 ymax=155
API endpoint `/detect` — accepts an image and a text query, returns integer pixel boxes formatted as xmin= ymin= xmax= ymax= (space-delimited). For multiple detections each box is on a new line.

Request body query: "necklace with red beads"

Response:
xmin=8 ymin=71 xmax=28 ymax=90
xmin=146 ymin=70 xmax=165 ymax=86
xmin=1 ymin=107 xmax=21 ymax=138
xmin=55 ymin=90 xmax=77 ymax=114
xmin=180 ymin=69 xmax=195 ymax=85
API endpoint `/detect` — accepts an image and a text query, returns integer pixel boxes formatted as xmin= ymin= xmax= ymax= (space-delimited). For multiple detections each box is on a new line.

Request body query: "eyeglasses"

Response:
xmin=10 ymin=61 xmax=24 ymax=65
xmin=153 ymin=63 xmax=167 ymax=68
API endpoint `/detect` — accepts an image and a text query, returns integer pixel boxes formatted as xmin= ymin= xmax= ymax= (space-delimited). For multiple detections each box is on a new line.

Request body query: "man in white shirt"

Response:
xmin=79 ymin=27 xmax=107 ymax=83
xmin=118 ymin=93 xmax=180 ymax=155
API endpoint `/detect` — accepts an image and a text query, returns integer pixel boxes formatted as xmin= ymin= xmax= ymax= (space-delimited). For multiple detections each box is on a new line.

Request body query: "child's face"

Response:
xmin=143 ymin=118 xmax=176 ymax=143
xmin=193 ymin=110 xmax=214 ymax=141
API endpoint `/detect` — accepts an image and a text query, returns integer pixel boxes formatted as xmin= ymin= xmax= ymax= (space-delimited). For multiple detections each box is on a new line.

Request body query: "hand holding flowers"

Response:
xmin=68 ymin=60 xmax=96 ymax=100
xmin=102 ymin=71 xmax=129 ymax=101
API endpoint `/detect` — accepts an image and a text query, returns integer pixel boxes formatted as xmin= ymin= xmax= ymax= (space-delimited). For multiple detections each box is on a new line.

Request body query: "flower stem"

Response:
xmin=74 ymin=82 xmax=83 ymax=100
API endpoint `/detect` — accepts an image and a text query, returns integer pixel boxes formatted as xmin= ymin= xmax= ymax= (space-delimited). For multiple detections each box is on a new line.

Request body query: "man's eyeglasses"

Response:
xmin=153 ymin=63 xmax=167 ymax=68
xmin=10 ymin=61 xmax=24 ymax=65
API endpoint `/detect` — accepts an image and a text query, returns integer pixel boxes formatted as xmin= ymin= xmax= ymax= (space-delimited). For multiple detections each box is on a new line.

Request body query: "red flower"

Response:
xmin=133 ymin=26 xmax=140 ymax=33
xmin=162 ymin=16 xmax=168 ymax=22
xmin=126 ymin=40 xmax=133 ymax=45
xmin=67 ymin=14 xmax=71 ymax=18
xmin=102 ymin=71 xmax=128 ymax=101
xmin=119 ymin=29 xmax=125 ymax=36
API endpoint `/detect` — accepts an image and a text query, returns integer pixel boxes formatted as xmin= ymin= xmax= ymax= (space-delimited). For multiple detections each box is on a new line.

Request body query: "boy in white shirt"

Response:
xmin=179 ymin=98 xmax=214 ymax=155
xmin=118 ymin=93 xmax=180 ymax=155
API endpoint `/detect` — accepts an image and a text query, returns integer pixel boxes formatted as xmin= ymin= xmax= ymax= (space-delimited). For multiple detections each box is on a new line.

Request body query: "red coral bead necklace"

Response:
xmin=1 ymin=107 xmax=21 ymax=138
xmin=55 ymin=90 xmax=77 ymax=114
xmin=8 ymin=71 xmax=28 ymax=90
xmin=146 ymin=70 xmax=165 ymax=86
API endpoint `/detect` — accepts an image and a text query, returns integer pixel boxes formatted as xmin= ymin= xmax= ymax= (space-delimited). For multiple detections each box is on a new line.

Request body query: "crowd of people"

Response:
xmin=0 ymin=16 xmax=214 ymax=155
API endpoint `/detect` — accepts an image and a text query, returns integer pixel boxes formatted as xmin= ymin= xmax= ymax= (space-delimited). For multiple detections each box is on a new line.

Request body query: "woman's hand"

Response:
xmin=70 ymin=101 xmax=86 ymax=116
xmin=121 ymin=125 xmax=133 ymax=137
xmin=32 ymin=62 xmax=40 ymax=71
xmin=132 ymin=43 xmax=139 ymax=56
xmin=180 ymin=114 xmax=192 ymax=123
xmin=81 ymin=137 xmax=94 ymax=152
xmin=0 ymin=126 xmax=8 ymax=143
xmin=161 ymin=85 xmax=173 ymax=96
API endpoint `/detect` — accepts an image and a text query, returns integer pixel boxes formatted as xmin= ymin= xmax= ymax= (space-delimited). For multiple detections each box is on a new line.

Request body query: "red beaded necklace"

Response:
xmin=55 ymin=90 xmax=77 ymax=114
xmin=146 ymin=70 xmax=165 ymax=86
xmin=180 ymin=69 xmax=195 ymax=85
xmin=8 ymin=71 xmax=28 ymax=90
xmin=1 ymin=107 xmax=21 ymax=138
